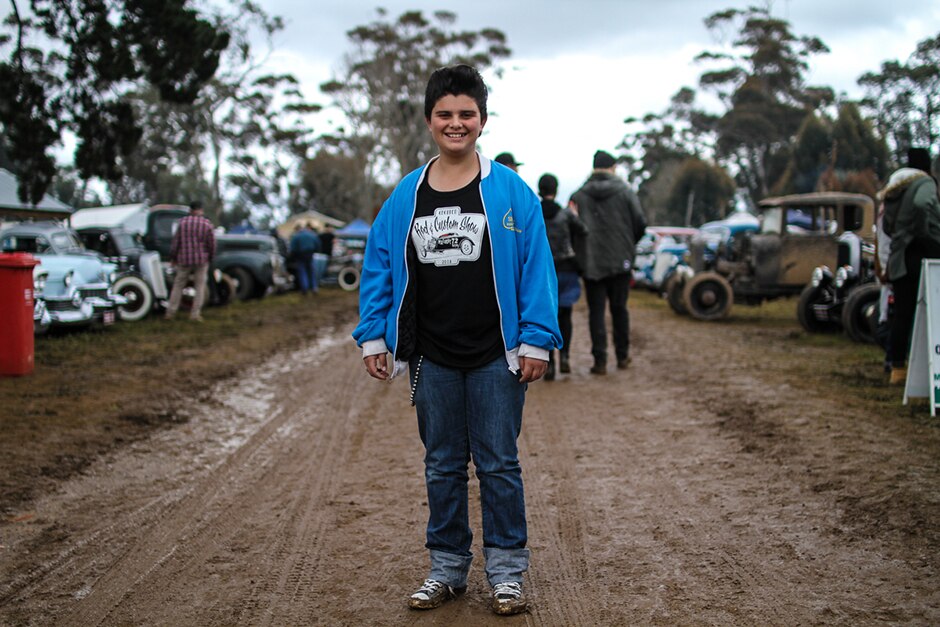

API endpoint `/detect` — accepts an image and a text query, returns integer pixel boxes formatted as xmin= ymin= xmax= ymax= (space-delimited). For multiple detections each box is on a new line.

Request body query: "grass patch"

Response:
xmin=630 ymin=289 xmax=926 ymax=421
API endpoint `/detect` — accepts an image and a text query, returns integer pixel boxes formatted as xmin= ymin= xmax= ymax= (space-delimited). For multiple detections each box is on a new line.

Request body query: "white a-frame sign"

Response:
xmin=904 ymin=259 xmax=940 ymax=415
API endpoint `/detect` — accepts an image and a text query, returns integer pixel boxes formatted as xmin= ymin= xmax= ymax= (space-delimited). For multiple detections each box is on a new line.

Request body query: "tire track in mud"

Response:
xmin=521 ymin=383 xmax=597 ymax=626
xmin=56 ymin=332 xmax=361 ymax=626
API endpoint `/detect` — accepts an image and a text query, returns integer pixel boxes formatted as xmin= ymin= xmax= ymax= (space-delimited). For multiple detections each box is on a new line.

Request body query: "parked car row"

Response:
xmin=1 ymin=205 xmax=365 ymax=335
xmin=660 ymin=192 xmax=880 ymax=345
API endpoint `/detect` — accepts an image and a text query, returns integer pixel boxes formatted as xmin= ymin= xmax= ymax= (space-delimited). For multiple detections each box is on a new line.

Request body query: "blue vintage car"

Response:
xmin=1 ymin=222 xmax=126 ymax=332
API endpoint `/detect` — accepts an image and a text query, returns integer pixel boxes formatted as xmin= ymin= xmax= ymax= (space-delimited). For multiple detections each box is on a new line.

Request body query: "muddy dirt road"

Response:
xmin=2 ymin=301 xmax=939 ymax=626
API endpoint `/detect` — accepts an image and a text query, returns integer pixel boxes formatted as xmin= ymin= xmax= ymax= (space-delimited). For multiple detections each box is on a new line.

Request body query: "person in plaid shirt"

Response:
xmin=165 ymin=201 xmax=216 ymax=321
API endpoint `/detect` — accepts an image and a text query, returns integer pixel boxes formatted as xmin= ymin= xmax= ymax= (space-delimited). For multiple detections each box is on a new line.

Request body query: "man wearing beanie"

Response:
xmin=570 ymin=150 xmax=647 ymax=374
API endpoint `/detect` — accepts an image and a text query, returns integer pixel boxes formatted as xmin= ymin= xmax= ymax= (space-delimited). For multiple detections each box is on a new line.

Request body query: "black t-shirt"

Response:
xmin=410 ymin=171 xmax=503 ymax=369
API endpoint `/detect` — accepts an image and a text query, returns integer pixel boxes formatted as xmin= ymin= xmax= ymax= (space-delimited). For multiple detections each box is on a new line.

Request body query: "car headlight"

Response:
xmin=110 ymin=271 xmax=118 ymax=283
xmin=63 ymin=270 xmax=73 ymax=287
xmin=835 ymin=266 xmax=849 ymax=288
xmin=811 ymin=265 xmax=833 ymax=288
xmin=34 ymin=274 xmax=46 ymax=294
xmin=811 ymin=267 xmax=824 ymax=287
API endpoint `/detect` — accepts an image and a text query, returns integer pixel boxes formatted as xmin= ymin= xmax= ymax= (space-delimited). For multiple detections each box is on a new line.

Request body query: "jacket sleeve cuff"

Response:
xmin=518 ymin=343 xmax=549 ymax=362
xmin=361 ymin=339 xmax=388 ymax=359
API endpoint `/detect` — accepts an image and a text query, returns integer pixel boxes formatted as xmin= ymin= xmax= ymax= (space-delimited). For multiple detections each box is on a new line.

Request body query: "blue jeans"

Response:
xmin=410 ymin=356 xmax=530 ymax=588
xmin=295 ymin=254 xmax=318 ymax=293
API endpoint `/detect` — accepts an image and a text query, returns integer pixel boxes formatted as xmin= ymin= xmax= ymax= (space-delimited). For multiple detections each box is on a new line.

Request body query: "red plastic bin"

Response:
xmin=0 ymin=252 xmax=41 ymax=376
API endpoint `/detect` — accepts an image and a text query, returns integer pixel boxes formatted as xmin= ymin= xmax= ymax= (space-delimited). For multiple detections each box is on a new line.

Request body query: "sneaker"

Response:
xmin=559 ymin=354 xmax=571 ymax=374
xmin=409 ymin=579 xmax=459 ymax=610
xmin=491 ymin=581 xmax=527 ymax=615
xmin=617 ymin=356 xmax=631 ymax=370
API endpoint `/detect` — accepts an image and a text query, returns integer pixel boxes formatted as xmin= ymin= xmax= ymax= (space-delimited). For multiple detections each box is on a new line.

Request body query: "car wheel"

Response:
xmin=113 ymin=274 xmax=154 ymax=322
xmin=460 ymin=239 xmax=473 ymax=255
xmin=682 ymin=271 xmax=733 ymax=321
xmin=797 ymin=284 xmax=840 ymax=334
xmin=227 ymin=266 xmax=257 ymax=301
xmin=337 ymin=265 xmax=361 ymax=291
xmin=842 ymin=282 xmax=880 ymax=344
xmin=665 ymin=274 xmax=688 ymax=315
xmin=212 ymin=273 xmax=237 ymax=306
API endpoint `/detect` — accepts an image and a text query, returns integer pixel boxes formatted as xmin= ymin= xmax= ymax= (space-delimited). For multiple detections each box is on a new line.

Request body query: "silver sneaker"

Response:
xmin=409 ymin=579 xmax=459 ymax=610
xmin=491 ymin=581 xmax=527 ymax=615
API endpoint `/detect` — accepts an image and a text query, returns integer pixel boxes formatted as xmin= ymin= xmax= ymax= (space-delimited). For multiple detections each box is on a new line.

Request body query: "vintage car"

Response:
xmin=422 ymin=232 xmax=475 ymax=257
xmin=663 ymin=215 xmax=759 ymax=315
xmin=0 ymin=223 xmax=126 ymax=332
xmin=144 ymin=207 xmax=288 ymax=301
xmin=796 ymin=233 xmax=879 ymax=343
xmin=33 ymin=266 xmax=51 ymax=334
xmin=76 ymin=225 xmax=169 ymax=321
xmin=670 ymin=192 xmax=875 ymax=321
xmin=320 ymin=235 xmax=364 ymax=291
xmin=632 ymin=226 xmax=699 ymax=291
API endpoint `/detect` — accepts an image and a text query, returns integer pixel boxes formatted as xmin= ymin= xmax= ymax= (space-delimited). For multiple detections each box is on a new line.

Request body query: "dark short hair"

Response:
xmin=538 ymin=173 xmax=558 ymax=197
xmin=189 ymin=200 xmax=203 ymax=212
xmin=424 ymin=64 xmax=488 ymax=121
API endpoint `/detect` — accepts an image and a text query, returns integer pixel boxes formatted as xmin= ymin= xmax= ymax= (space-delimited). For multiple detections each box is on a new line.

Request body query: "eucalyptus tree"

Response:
xmin=319 ymin=9 xmax=510 ymax=185
xmin=0 ymin=0 xmax=228 ymax=204
xmin=109 ymin=0 xmax=320 ymax=223
xmin=695 ymin=6 xmax=833 ymax=201
xmin=858 ymin=33 xmax=940 ymax=164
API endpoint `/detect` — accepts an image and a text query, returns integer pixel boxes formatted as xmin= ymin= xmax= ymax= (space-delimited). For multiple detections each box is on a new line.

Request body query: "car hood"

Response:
xmin=35 ymin=254 xmax=116 ymax=297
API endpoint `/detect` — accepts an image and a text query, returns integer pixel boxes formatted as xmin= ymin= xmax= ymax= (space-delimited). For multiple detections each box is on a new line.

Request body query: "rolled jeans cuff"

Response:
xmin=483 ymin=546 xmax=530 ymax=586
xmin=428 ymin=549 xmax=473 ymax=589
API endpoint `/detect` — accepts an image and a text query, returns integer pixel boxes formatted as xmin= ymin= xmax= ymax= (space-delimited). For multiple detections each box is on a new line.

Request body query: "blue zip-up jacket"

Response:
xmin=353 ymin=154 xmax=562 ymax=378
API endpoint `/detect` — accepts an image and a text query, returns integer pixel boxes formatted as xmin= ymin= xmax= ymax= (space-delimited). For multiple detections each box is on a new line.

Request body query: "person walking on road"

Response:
xmin=289 ymin=223 xmax=321 ymax=295
xmin=165 ymin=201 xmax=215 ymax=322
xmin=353 ymin=64 xmax=561 ymax=616
xmin=570 ymin=150 xmax=647 ymax=374
xmin=538 ymin=173 xmax=588 ymax=380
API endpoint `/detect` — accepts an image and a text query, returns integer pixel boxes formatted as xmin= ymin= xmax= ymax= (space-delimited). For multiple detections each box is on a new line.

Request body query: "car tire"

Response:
xmin=665 ymin=274 xmax=688 ymax=315
xmin=797 ymin=284 xmax=840 ymax=334
xmin=682 ymin=271 xmax=733 ymax=321
xmin=842 ymin=282 xmax=880 ymax=344
xmin=113 ymin=274 xmax=154 ymax=322
xmin=227 ymin=266 xmax=257 ymax=301
xmin=337 ymin=265 xmax=361 ymax=291
xmin=213 ymin=273 xmax=237 ymax=307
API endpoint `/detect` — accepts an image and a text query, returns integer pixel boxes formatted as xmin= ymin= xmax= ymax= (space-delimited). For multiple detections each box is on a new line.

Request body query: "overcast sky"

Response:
xmin=262 ymin=0 xmax=940 ymax=206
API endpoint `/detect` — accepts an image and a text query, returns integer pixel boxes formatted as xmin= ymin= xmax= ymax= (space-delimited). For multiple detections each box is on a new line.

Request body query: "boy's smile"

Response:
xmin=426 ymin=94 xmax=486 ymax=159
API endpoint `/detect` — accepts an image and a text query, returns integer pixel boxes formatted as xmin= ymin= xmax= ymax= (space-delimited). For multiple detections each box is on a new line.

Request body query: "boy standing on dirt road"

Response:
xmin=353 ymin=64 xmax=561 ymax=616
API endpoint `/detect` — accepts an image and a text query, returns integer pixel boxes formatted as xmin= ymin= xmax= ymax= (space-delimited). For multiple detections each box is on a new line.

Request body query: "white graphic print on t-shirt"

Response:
xmin=412 ymin=206 xmax=486 ymax=267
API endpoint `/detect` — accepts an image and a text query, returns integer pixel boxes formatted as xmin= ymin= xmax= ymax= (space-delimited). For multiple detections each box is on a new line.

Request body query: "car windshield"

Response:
xmin=113 ymin=231 xmax=138 ymax=251
xmin=51 ymin=231 xmax=85 ymax=253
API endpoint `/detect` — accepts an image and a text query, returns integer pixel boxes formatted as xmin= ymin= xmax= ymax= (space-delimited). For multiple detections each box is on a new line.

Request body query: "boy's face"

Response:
xmin=426 ymin=94 xmax=485 ymax=159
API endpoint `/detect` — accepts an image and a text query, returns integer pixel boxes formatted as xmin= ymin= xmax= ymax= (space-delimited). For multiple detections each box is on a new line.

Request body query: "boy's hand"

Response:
xmin=518 ymin=356 xmax=548 ymax=383
xmin=364 ymin=353 xmax=389 ymax=380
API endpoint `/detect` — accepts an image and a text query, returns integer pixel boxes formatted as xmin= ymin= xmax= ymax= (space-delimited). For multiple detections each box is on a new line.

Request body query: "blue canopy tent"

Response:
xmin=335 ymin=218 xmax=371 ymax=239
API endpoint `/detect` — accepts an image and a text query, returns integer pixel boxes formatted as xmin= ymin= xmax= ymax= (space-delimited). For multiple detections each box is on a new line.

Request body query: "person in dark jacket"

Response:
xmin=289 ymin=223 xmax=321 ymax=295
xmin=880 ymin=158 xmax=940 ymax=384
xmin=538 ymin=173 xmax=588 ymax=380
xmin=570 ymin=150 xmax=647 ymax=374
